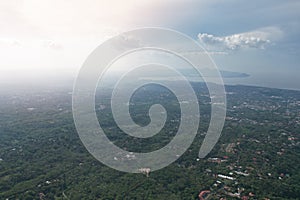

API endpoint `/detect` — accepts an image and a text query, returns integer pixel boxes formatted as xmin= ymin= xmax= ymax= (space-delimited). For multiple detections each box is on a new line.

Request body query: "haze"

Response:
xmin=0 ymin=0 xmax=299 ymax=90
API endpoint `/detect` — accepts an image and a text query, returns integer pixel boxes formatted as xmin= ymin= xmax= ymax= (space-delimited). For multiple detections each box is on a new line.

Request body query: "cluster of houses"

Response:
xmin=199 ymin=160 xmax=256 ymax=200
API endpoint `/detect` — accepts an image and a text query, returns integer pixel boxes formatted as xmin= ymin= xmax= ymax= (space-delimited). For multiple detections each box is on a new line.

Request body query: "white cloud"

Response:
xmin=42 ymin=40 xmax=63 ymax=50
xmin=181 ymin=50 xmax=228 ymax=56
xmin=0 ymin=39 xmax=22 ymax=47
xmin=198 ymin=26 xmax=283 ymax=51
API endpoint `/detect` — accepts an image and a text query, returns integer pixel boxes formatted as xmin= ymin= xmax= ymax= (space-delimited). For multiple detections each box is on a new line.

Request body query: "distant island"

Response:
xmin=179 ymin=68 xmax=250 ymax=79
xmin=219 ymin=70 xmax=250 ymax=78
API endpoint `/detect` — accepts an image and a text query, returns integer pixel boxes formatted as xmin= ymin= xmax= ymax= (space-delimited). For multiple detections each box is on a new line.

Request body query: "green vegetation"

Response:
xmin=0 ymin=84 xmax=299 ymax=199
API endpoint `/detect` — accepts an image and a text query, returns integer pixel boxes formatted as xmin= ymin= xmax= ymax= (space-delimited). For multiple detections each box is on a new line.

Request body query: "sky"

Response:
xmin=0 ymin=0 xmax=299 ymax=90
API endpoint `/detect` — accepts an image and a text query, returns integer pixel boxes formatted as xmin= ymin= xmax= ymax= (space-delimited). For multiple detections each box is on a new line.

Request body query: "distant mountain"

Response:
xmin=99 ymin=67 xmax=250 ymax=88
xmin=219 ymin=70 xmax=250 ymax=78
xmin=179 ymin=68 xmax=250 ymax=78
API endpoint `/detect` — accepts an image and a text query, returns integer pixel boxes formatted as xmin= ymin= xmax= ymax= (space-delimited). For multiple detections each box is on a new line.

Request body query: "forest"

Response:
xmin=0 ymin=83 xmax=299 ymax=199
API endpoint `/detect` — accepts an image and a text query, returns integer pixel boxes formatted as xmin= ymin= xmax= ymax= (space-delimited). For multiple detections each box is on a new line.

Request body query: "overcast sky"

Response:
xmin=0 ymin=0 xmax=299 ymax=89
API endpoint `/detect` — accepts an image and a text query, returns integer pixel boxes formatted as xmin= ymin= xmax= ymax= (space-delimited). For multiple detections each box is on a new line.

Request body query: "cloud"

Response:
xmin=198 ymin=26 xmax=283 ymax=51
xmin=181 ymin=50 xmax=228 ymax=56
xmin=0 ymin=39 xmax=22 ymax=47
xmin=198 ymin=33 xmax=270 ymax=50
xmin=0 ymin=38 xmax=64 ymax=51
xmin=42 ymin=40 xmax=63 ymax=50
